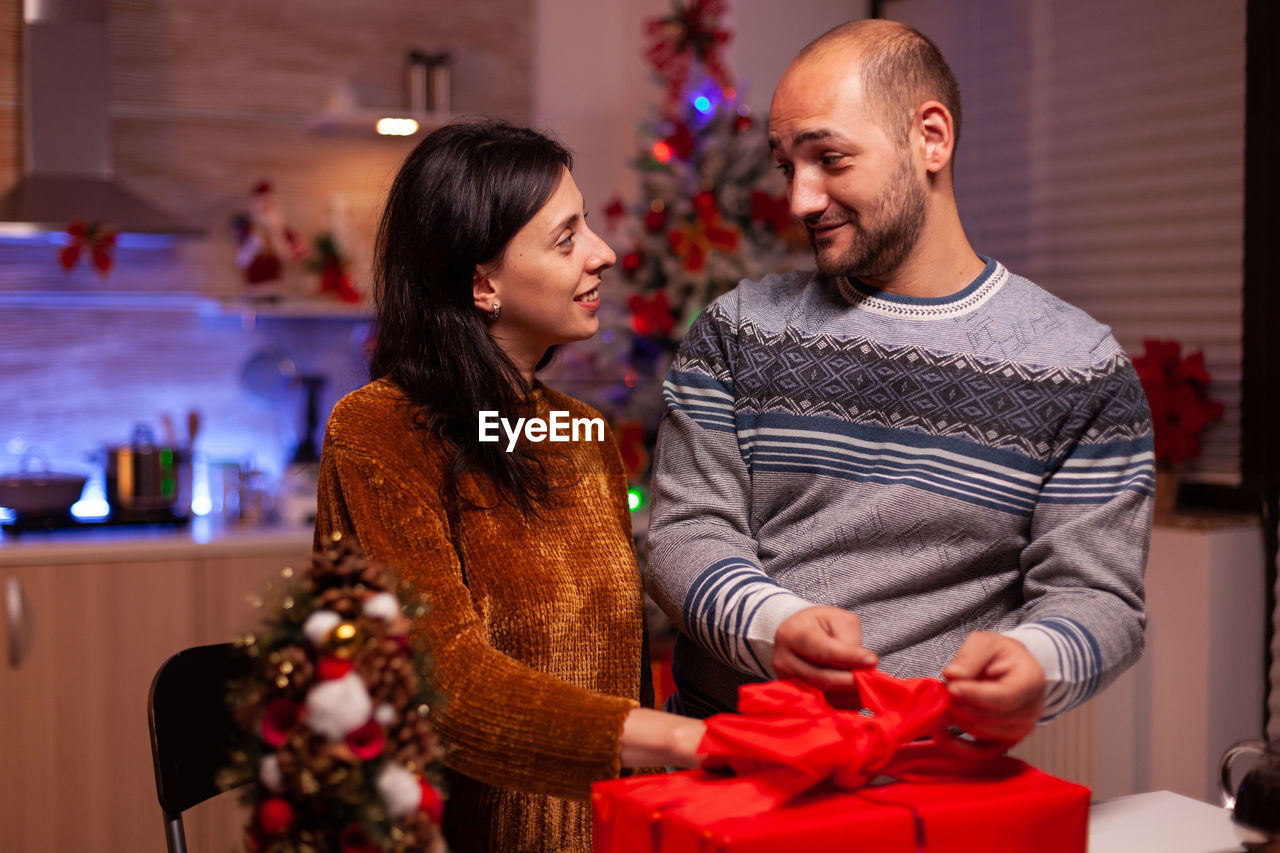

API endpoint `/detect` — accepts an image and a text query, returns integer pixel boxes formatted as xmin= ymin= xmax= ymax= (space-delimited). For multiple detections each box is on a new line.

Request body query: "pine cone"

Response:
xmin=314 ymin=587 xmax=361 ymax=618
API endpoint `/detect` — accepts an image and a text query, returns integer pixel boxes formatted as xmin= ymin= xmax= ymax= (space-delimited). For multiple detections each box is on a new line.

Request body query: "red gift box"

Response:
xmin=593 ymin=670 xmax=1090 ymax=853
xmin=593 ymin=758 xmax=1089 ymax=853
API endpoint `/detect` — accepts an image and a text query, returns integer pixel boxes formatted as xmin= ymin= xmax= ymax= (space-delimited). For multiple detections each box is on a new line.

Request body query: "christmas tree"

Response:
xmin=548 ymin=0 xmax=806 ymax=523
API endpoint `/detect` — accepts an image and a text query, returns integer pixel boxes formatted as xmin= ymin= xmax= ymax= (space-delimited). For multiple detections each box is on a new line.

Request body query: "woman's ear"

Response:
xmin=473 ymin=266 xmax=498 ymax=314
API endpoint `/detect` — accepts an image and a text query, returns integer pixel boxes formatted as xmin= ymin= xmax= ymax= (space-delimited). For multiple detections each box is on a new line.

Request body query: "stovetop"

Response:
xmin=1 ymin=508 xmax=190 ymax=535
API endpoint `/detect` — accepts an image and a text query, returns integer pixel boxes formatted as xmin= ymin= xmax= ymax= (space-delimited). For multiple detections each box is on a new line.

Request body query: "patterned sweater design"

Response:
xmin=646 ymin=259 xmax=1154 ymax=721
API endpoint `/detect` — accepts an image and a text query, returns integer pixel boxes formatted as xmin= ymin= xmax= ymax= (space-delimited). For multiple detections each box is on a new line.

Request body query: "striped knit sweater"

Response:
xmin=645 ymin=258 xmax=1153 ymax=722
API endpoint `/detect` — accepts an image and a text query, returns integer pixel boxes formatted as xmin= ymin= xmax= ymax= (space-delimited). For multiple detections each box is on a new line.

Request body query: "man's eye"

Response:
xmin=774 ymin=162 xmax=794 ymax=177
xmin=821 ymin=154 xmax=845 ymax=167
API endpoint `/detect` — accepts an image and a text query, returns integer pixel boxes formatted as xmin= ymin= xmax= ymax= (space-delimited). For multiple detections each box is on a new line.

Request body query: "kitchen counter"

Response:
xmin=0 ymin=517 xmax=314 ymax=565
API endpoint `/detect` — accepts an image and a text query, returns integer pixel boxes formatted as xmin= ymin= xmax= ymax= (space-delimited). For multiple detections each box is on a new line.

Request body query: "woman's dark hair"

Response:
xmin=370 ymin=119 xmax=572 ymax=515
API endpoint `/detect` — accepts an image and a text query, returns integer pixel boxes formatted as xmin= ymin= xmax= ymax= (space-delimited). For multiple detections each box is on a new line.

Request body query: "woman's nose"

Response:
xmin=587 ymin=229 xmax=617 ymax=273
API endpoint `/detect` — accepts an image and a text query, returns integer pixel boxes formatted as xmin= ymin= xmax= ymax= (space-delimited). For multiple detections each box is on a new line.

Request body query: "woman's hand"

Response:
xmin=619 ymin=707 xmax=707 ymax=768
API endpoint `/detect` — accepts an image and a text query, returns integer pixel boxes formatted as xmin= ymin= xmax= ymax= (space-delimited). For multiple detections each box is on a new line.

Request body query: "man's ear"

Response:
xmin=473 ymin=266 xmax=499 ymax=314
xmin=916 ymin=101 xmax=955 ymax=176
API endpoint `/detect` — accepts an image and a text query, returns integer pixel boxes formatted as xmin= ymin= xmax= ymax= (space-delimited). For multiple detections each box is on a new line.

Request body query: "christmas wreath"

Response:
xmin=221 ymin=535 xmax=447 ymax=852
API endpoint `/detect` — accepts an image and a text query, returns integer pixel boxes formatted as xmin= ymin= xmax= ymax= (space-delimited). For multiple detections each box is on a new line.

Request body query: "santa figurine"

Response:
xmin=231 ymin=181 xmax=307 ymax=287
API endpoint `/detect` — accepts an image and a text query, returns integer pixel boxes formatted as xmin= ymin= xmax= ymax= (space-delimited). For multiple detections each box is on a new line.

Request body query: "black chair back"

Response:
xmin=148 ymin=642 xmax=251 ymax=853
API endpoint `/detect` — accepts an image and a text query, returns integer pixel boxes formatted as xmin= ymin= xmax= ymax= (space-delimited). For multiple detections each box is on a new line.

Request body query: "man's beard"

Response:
xmin=807 ymin=155 xmax=927 ymax=281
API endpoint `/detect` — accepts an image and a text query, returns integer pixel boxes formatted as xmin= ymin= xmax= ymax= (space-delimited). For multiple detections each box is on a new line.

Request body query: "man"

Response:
xmin=645 ymin=19 xmax=1152 ymax=744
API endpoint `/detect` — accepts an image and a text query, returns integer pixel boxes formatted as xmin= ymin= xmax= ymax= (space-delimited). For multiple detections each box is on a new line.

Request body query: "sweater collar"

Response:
xmin=835 ymin=256 xmax=1007 ymax=320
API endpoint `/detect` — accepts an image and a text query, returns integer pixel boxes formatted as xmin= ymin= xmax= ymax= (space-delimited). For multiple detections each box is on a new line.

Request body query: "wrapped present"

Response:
xmin=593 ymin=670 xmax=1089 ymax=853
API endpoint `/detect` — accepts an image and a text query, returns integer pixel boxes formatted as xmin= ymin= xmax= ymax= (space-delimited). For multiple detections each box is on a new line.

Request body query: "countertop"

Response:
xmin=0 ymin=517 xmax=314 ymax=565
xmin=1089 ymin=791 xmax=1243 ymax=852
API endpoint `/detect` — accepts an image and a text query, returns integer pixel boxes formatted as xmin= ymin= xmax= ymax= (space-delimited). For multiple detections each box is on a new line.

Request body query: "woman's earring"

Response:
xmin=488 ymin=302 xmax=500 ymax=321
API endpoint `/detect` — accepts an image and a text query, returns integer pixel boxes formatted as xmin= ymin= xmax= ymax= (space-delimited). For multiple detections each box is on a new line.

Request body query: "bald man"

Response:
xmin=645 ymin=20 xmax=1152 ymax=744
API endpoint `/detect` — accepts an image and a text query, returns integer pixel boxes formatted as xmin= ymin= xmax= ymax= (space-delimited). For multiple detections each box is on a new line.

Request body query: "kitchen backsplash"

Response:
xmin=0 ymin=0 xmax=534 ymax=514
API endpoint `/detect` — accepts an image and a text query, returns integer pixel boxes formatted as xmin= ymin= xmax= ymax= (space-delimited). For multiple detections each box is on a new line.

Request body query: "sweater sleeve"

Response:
xmin=314 ymin=414 xmax=636 ymax=802
xmin=1001 ymin=349 xmax=1153 ymax=720
xmin=644 ymin=296 xmax=813 ymax=679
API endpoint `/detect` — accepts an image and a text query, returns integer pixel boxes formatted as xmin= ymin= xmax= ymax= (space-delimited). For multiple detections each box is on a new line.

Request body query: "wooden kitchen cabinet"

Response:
xmin=0 ymin=531 xmax=312 ymax=853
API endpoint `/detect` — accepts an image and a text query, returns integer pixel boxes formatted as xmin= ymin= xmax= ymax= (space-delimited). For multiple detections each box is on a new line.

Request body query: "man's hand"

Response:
xmin=941 ymin=631 xmax=1045 ymax=745
xmin=772 ymin=605 xmax=878 ymax=690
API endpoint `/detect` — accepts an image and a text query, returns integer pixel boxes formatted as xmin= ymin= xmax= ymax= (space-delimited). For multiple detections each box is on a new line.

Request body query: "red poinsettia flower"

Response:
xmin=1132 ymin=338 xmax=1224 ymax=467
xmin=628 ymin=290 xmax=675 ymax=338
xmin=345 ymin=718 xmax=385 ymax=760
xmin=260 ymin=698 xmax=302 ymax=747
xmin=58 ymin=219 xmax=117 ymax=278
xmin=645 ymin=0 xmax=733 ymax=119
xmin=667 ymin=216 xmax=739 ymax=273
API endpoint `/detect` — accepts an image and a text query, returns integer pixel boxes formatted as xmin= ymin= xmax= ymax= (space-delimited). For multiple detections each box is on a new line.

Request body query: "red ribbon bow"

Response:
xmin=664 ymin=669 xmax=1008 ymax=825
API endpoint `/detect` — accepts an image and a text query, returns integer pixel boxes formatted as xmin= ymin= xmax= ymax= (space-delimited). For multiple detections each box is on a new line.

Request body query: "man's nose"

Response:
xmin=789 ymin=170 xmax=828 ymax=221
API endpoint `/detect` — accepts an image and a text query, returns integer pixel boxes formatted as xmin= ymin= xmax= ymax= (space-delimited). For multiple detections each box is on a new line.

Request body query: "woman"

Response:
xmin=313 ymin=120 xmax=705 ymax=853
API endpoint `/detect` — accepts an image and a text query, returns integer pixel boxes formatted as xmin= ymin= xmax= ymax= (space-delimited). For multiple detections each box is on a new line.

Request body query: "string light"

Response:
xmin=652 ymin=141 xmax=673 ymax=163
xmin=627 ymin=488 xmax=644 ymax=512
xmin=693 ymin=95 xmax=712 ymax=114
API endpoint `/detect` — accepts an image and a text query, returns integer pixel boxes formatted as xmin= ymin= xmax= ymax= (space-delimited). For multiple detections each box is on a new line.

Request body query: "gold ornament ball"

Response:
xmin=325 ymin=621 xmax=362 ymax=659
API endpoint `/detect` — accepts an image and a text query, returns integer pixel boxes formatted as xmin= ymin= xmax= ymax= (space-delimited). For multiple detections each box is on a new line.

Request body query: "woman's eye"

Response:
xmin=774 ymin=162 xmax=794 ymax=177
xmin=558 ymin=233 xmax=575 ymax=250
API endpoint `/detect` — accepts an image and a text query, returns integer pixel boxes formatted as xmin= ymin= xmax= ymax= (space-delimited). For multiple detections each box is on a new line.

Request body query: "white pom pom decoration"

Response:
xmin=362 ymin=592 xmax=401 ymax=622
xmin=374 ymin=702 xmax=398 ymax=727
xmin=259 ymin=754 xmax=283 ymax=793
xmin=377 ymin=762 xmax=424 ymax=819
xmin=304 ymin=671 xmax=373 ymax=740
xmin=302 ymin=610 xmax=343 ymax=647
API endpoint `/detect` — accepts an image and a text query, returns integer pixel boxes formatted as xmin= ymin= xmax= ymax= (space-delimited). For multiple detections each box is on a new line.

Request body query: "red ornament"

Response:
xmin=420 ymin=780 xmax=445 ymax=825
xmin=317 ymin=655 xmax=354 ymax=680
xmin=629 ymin=290 xmax=675 ymax=338
xmin=345 ymin=718 xmax=385 ymax=760
xmin=750 ymin=190 xmax=792 ymax=234
xmin=604 ymin=197 xmax=627 ymax=227
xmin=734 ymin=113 xmax=753 ymax=132
xmin=260 ymin=698 xmax=301 ymax=747
xmin=663 ymin=124 xmax=696 ymax=161
xmin=621 ymin=251 xmax=644 ymax=277
xmin=256 ymin=797 xmax=294 ymax=836
xmin=644 ymin=208 xmax=668 ymax=233
xmin=339 ymin=824 xmax=379 ymax=853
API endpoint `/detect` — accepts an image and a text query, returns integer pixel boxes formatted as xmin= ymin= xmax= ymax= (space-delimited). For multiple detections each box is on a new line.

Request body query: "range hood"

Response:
xmin=0 ymin=0 xmax=201 ymax=235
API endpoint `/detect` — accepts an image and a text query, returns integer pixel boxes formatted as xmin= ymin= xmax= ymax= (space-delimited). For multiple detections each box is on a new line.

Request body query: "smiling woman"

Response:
xmin=312 ymin=120 xmax=705 ymax=853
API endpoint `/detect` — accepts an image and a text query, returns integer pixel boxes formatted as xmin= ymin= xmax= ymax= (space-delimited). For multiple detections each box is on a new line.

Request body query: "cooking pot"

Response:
xmin=0 ymin=450 xmax=88 ymax=516
xmin=103 ymin=424 xmax=190 ymax=516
